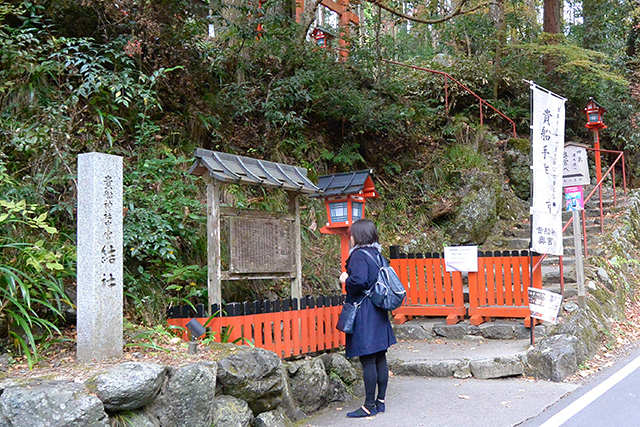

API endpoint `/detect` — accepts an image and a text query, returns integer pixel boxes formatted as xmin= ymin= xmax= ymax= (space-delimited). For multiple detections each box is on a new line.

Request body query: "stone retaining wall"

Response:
xmin=0 ymin=345 xmax=363 ymax=427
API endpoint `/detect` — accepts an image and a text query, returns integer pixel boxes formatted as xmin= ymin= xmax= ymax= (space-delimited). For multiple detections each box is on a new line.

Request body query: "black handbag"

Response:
xmin=336 ymin=300 xmax=360 ymax=334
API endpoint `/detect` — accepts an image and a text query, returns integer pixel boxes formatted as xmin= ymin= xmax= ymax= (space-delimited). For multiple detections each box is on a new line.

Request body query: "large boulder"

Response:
xmin=319 ymin=353 xmax=363 ymax=403
xmin=0 ymin=379 xmax=109 ymax=426
xmin=210 ymin=395 xmax=253 ymax=427
xmin=319 ymin=353 xmax=359 ymax=385
xmin=286 ymin=358 xmax=330 ymax=413
xmin=215 ymin=347 xmax=283 ymax=415
xmin=147 ymin=362 xmax=217 ymax=427
xmin=447 ymin=171 xmax=500 ymax=245
xmin=526 ymin=334 xmax=580 ymax=382
xmin=276 ymin=366 xmax=307 ymax=422
xmin=85 ymin=362 xmax=167 ymax=412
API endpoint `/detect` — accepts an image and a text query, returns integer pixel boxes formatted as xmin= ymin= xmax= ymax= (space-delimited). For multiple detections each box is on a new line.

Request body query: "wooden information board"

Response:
xmin=229 ymin=217 xmax=294 ymax=273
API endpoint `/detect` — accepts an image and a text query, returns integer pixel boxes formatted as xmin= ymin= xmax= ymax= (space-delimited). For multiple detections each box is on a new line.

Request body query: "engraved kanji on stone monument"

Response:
xmin=77 ymin=153 xmax=123 ymax=362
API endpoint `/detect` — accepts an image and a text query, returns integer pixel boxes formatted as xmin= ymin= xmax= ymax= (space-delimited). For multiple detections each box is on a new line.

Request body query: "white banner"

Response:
xmin=531 ymin=85 xmax=565 ymax=256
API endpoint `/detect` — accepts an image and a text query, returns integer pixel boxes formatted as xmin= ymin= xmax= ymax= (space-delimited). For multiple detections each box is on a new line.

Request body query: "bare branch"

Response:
xmin=365 ymin=0 xmax=496 ymax=25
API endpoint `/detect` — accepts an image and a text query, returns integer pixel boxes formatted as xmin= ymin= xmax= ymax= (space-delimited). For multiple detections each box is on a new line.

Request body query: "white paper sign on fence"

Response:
xmin=528 ymin=288 xmax=563 ymax=323
xmin=531 ymin=85 xmax=566 ymax=256
xmin=444 ymin=246 xmax=478 ymax=272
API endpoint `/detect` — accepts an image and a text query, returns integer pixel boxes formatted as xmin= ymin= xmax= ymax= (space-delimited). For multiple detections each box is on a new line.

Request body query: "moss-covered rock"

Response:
xmin=503 ymin=142 xmax=531 ymax=200
xmin=447 ymin=171 xmax=500 ymax=244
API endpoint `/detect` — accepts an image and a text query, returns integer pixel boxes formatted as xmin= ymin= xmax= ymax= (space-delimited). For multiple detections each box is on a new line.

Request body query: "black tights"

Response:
xmin=359 ymin=350 xmax=388 ymax=408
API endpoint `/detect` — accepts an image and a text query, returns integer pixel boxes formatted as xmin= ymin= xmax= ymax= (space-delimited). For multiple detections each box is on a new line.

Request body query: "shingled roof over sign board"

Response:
xmin=314 ymin=170 xmax=378 ymax=197
xmin=188 ymin=148 xmax=320 ymax=194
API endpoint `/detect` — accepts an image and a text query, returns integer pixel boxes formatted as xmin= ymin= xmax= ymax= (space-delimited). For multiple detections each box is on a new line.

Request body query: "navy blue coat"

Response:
xmin=343 ymin=247 xmax=397 ymax=358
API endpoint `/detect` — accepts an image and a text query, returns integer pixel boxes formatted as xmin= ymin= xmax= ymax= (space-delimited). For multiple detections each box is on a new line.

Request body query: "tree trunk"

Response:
xmin=297 ymin=0 xmax=322 ymax=42
xmin=543 ymin=0 xmax=562 ymax=34
xmin=491 ymin=0 xmax=505 ymax=100
xmin=542 ymin=0 xmax=562 ymax=77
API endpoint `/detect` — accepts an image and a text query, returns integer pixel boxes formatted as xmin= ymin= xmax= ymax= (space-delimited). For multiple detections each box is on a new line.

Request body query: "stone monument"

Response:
xmin=77 ymin=152 xmax=123 ymax=361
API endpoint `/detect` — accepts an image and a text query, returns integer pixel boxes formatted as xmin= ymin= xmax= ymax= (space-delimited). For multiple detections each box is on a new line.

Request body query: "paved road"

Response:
xmin=302 ymin=376 xmax=576 ymax=427
xmin=520 ymin=346 xmax=640 ymax=427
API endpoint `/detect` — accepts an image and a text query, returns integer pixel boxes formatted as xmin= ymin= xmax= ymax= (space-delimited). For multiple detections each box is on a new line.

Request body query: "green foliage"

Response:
xmin=123 ymin=322 xmax=183 ymax=353
xmin=123 ymin=153 xmax=206 ymax=323
xmin=0 ymin=161 xmax=73 ymax=369
xmin=110 ymin=412 xmax=139 ymax=427
xmin=444 ymin=143 xmax=488 ymax=171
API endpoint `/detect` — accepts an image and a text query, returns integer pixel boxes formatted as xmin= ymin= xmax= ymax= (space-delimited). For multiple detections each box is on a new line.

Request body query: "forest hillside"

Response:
xmin=2 ymin=0 xmax=640 ymax=366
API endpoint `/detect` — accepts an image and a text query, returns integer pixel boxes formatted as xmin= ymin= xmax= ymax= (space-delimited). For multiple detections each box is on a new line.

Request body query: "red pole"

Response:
xmin=594 ymin=130 xmax=602 ymax=183
xmin=445 ymin=76 xmax=449 ymax=116
xmin=559 ymin=255 xmax=564 ymax=296
xmin=613 ymin=165 xmax=617 ymax=207
xmin=340 ymin=232 xmax=350 ymax=273
xmin=622 ymin=153 xmax=627 ymax=195
xmin=594 ymin=130 xmax=604 ymax=232
xmin=582 ymin=209 xmax=588 ymax=257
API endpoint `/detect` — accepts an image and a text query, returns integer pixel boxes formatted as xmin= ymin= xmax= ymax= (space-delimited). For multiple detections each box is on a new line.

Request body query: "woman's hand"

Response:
xmin=339 ymin=271 xmax=349 ymax=284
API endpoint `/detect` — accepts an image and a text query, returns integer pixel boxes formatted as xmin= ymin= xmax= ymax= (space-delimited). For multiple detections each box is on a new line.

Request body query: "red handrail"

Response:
xmin=382 ymin=59 xmax=518 ymax=138
xmin=534 ymin=149 xmax=626 ymax=295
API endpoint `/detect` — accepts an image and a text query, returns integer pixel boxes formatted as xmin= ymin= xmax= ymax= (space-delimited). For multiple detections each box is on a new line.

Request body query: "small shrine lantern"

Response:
xmin=583 ymin=97 xmax=607 ymax=186
xmin=311 ymin=27 xmax=334 ymax=48
xmin=583 ymin=97 xmax=607 ymax=130
xmin=315 ymin=170 xmax=379 ymax=272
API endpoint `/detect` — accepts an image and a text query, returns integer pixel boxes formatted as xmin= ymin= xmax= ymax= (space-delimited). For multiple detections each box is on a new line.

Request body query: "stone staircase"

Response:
xmin=482 ymin=186 xmax=626 ymax=297
xmin=388 ymin=186 xmax=630 ymax=382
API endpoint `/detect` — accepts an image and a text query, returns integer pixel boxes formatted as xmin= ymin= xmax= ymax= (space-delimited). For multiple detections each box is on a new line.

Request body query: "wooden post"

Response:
xmin=289 ymin=192 xmax=302 ymax=300
xmin=573 ymin=210 xmax=586 ymax=308
xmin=205 ymin=176 xmax=222 ymax=314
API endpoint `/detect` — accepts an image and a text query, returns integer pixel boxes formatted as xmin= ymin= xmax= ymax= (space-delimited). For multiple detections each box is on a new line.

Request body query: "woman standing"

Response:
xmin=339 ymin=219 xmax=397 ymax=418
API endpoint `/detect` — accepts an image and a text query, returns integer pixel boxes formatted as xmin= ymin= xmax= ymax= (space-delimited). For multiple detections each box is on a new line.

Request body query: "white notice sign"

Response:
xmin=528 ymin=288 xmax=563 ymax=323
xmin=444 ymin=246 xmax=478 ymax=272
xmin=563 ymin=143 xmax=590 ymax=187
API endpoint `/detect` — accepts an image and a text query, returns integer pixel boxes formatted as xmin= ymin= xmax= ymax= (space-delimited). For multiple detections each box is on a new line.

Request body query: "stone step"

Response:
xmin=542 ymin=256 xmax=575 ymax=265
xmin=390 ymin=320 xmax=546 ymax=380
xmin=541 ymin=264 xmax=576 ymax=284
xmin=545 ymin=283 xmax=578 ymax=298
xmin=561 ymin=208 xmax=611 ymax=221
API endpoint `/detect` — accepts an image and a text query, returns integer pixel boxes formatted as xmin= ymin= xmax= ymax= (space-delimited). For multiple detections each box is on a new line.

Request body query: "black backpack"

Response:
xmin=361 ymin=250 xmax=407 ymax=311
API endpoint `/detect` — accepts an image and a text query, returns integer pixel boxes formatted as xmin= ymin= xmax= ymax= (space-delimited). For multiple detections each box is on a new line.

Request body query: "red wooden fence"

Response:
xmin=389 ymin=248 xmax=466 ymax=325
xmin=390 ymin=247 xmax=544 ymax=326
xmin=468 ymin=250 xmax=542 ymax=326
xmin=167 ymin=296 xmax=345 ymax=358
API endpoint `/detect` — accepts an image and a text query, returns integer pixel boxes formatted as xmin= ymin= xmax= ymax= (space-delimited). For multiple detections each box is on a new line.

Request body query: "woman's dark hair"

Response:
xmin=349 ymin=219 xmax=379 ymax=246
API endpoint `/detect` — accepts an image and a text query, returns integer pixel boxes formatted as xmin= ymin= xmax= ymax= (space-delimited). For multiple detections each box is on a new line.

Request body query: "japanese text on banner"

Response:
xmin=531 ymin=86 xmax=565 ymax=256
